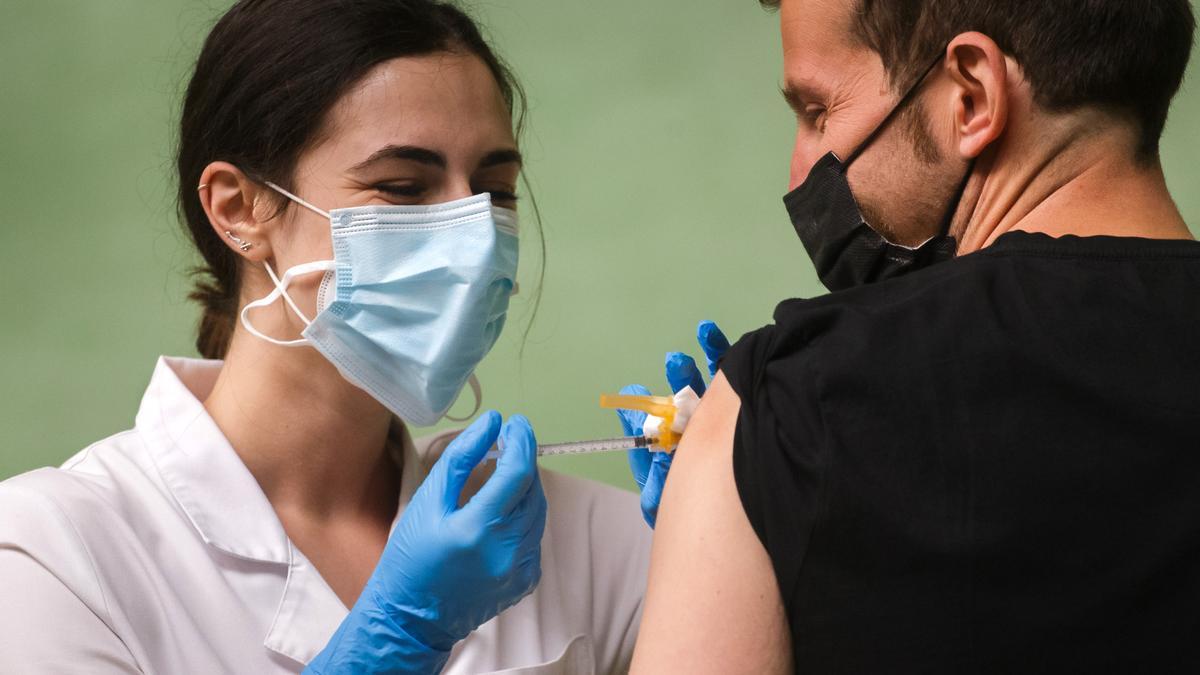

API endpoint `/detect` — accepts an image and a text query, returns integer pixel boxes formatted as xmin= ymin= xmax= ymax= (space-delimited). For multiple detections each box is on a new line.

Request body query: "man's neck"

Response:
xmin=956 ymin=119 xmax=1192 ymax=254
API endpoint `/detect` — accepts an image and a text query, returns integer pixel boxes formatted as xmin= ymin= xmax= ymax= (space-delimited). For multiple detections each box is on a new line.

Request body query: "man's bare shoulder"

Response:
xmin=631 ymin=374 xmax=792 ymax=674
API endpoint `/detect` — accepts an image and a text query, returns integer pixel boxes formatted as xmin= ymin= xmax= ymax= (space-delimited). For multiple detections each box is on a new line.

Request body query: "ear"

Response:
xmin=196 ymin=161 xmax=276 ymax=263
xmin=944 ymin=32 xmax=1010 ymax=159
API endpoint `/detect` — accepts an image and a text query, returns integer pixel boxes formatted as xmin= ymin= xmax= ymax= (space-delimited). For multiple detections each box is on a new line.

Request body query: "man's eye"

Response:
xmin=487 ymin=190 xmax=520 ymax=204
xmin=803 ymin=105 xmax=827 ymax=132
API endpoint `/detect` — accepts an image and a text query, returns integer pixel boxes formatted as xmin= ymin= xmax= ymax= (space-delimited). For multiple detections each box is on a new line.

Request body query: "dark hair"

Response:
xmin=177 ymin=0 xmax=537 ymax=359
xmin=759 ymin=0 xmax=1195 ymax=159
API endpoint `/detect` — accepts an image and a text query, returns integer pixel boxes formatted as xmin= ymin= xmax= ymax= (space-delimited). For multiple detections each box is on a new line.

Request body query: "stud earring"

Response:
xmin=225 ymin=230 xmax=253 ymax=252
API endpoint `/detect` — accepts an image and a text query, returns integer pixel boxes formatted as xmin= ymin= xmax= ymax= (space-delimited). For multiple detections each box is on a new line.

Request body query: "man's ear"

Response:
xmin=196 ymin=161 xmax=275 ymax=263
xmin=944 ymin=32 xmax=1010 ymax=159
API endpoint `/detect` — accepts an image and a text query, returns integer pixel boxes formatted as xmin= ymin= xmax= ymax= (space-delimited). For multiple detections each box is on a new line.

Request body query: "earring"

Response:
xmin=225 ymin=230 xmax=253 ymax=252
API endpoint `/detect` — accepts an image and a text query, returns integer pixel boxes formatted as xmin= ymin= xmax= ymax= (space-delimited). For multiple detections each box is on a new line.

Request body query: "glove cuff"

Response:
xmin=305 ymin=598 xmax=453 ymax=675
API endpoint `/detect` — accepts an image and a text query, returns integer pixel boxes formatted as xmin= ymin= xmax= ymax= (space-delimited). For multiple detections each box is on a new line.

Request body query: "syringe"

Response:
xmin=487 ymin=435 xmax=657 ymax=460
xmin=536 ymin=435 xmax=658 ymax=457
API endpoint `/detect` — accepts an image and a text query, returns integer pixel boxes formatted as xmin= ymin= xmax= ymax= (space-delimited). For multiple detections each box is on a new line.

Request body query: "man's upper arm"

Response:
xmin=631 ymin=373 xmax=792 ymax=674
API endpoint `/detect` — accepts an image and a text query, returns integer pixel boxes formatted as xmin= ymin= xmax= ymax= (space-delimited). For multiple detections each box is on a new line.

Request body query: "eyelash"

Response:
xmin=802 ymin=106 xmax=827 ymax=132
xmin=375 ymin=183 xmax=422 ymax=197
xmin=374 ymin=184 xmax=520 ymax=202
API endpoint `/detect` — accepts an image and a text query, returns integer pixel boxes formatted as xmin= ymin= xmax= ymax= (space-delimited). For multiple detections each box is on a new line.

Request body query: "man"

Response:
xmin=631 ymin=0 xmax=1198 ymax=672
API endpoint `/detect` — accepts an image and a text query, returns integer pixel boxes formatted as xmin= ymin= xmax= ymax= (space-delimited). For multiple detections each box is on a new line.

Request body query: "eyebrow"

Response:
xmin=781 ymin=78 xmax=825 ymax=115
xmin=352 ymin=145 xmax=446 ymax=171
xmin=351 ymin=145 xmax=523 ymax=172
xmin=781 ymin=85 xmax=806 ymax=115
xmin=478 ymin=149 xmax=523 ymax=170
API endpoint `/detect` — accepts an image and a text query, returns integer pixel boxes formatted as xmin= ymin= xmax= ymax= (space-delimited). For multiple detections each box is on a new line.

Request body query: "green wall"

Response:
xmin=2 ymin=1 xmax=1198 ymax=488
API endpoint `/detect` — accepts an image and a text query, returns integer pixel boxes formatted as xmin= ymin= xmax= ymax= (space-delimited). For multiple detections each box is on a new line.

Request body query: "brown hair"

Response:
xmin=177 ymin=0 xmax=531 ymax=359
xmin=759 ymin=0 xmax=1195 ymax=159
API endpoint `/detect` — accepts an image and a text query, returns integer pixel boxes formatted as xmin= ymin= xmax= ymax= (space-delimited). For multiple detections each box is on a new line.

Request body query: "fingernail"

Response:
xmin=666 ymin=352 xmax=694 ymax=371
xmin=502 ymin=415 xmax=532 ymax=444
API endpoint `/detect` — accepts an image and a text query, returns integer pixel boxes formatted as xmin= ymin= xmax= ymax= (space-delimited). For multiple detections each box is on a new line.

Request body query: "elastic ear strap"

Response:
xmin=264 ymin=261 xmax=311 ymax=327
xmin=240 ymin=286 xmax=310 ymax=347
xmin=266 ymin=260 xmax=336 ymax=326
xmin=444 ymin=374 xmax=483 ymax=423
xmin=937 ymin=157 xmax=978 ymax=241
xmin=264 ymin=181 xmax=331 ymax=220
xmin=844 ymin=51 xmax=947 ymax=168
xmin=242 ymin=260 xmax=337 ymax=347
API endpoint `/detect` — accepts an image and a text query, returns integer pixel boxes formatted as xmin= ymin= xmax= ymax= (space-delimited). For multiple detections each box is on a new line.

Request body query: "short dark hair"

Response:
xmin=178 ymin=0 xmax=528 ymax=359
xmin=760 ymin=0 xmax=1195 ymax=159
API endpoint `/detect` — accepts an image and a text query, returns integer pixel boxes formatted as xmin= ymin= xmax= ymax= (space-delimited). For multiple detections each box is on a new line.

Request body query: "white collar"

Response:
xmin=139 ymin=356 xmax=292 ymax=564
xmin=137 ymin=356 xmax=458 ymax=665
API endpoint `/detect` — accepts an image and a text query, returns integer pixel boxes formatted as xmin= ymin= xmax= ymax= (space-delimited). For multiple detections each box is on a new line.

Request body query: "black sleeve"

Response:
xmin=722 ymin=321 xmax=828 ymax=603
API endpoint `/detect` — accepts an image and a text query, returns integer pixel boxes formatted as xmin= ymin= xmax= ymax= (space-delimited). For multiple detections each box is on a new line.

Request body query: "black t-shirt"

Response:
xmin=724 ymin=232 xmax=1200 ymax=673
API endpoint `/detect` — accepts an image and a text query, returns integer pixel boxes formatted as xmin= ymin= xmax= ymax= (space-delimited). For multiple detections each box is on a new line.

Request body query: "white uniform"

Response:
xmin=0 ymin=357 xmax=651 ymax=674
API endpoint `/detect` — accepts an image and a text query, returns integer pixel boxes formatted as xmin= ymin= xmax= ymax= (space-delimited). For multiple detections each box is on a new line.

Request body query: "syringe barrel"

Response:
xmin=486 ymin=435 xmax=656 ymax=460
xmin=535 ymin=435 xmax=653 ymax=457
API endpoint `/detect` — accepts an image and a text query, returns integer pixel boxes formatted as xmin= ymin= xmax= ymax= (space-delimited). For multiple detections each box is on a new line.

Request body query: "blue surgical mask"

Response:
xmin=241 ymin=183 xmax=519 ymax=426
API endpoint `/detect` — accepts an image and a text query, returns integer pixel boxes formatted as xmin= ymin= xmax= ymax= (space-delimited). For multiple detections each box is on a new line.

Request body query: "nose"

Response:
xmin=435 ymin=176 xmax=476 ymax=204
xmin=788 ymin=131 xmax=822 ymax=192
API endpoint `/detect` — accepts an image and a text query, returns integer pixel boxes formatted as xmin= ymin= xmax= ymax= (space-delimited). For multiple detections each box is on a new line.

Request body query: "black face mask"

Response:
xmin=785 ymin=55 xmax=974 ymax=292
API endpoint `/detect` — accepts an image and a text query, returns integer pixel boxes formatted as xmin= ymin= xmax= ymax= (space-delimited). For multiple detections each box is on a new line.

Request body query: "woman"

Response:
xmin=0 ymin=1 xmax=650 ymax=673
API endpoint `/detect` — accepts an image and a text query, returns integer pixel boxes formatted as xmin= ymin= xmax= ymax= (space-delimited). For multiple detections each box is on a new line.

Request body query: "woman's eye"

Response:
xmin=475 ymin=184 xmax=520 ymax=204
xmin=374 ymin=183 xmax=424 ymax=198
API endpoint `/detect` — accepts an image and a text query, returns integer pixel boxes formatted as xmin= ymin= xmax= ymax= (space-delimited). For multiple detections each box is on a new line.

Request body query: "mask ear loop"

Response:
xmin=241 ymin=181 xmax=339 ymax=346
xmin=240 ymin=260 xmax=336 ymax=347
xmin=934 ymin=157 xmax=978 ymax=242
xmin=444 ymin=374 xmax=483 ymax=423
xmin=265 ymin=260 xmax=315 ymax=326
xmin=265 ymin=181 xmax=331 ymax=220
xmin=842 ymin=51 xmax=947 ymax=169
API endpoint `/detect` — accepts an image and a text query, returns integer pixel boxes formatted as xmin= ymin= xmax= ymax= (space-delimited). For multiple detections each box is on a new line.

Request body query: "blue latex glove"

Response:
xmin=618 ymin=320 xmax=731 ymax=528
xmin=306 ymin=412 xmax=547 ymax=675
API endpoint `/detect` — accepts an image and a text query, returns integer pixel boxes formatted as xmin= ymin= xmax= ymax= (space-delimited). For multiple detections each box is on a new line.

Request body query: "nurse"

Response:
xmin=0 ymin=1 xmax=650 ymax=673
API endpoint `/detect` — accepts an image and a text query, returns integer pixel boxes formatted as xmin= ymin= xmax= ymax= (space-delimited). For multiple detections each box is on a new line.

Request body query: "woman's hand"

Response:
xmin=618 ymin=321 xmax=731 ymax=528
xmin=306 ymin=412 xmax=547 ymax=674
